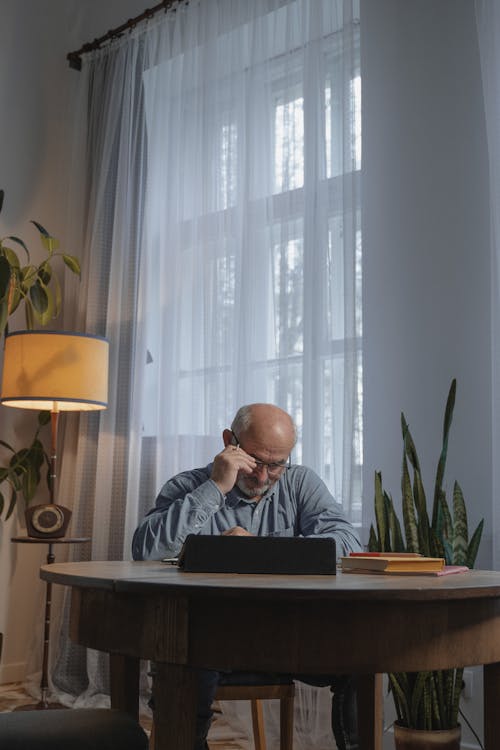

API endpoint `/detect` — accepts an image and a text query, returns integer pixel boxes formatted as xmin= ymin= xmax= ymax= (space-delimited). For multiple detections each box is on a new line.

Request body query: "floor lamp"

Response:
xmin=0 ymin=330 xmax=109 ymax=708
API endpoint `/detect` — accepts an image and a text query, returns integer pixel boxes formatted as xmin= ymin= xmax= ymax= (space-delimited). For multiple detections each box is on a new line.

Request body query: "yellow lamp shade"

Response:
xmin=0 ymin=331 xmax=109 ymax=411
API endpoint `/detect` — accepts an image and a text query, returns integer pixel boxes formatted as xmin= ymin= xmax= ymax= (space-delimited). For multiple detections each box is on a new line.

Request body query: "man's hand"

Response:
xmin=222 ymin=526 xmax=254 ymax=536
xmin=210 ymin=445 xmax=256 ymax=495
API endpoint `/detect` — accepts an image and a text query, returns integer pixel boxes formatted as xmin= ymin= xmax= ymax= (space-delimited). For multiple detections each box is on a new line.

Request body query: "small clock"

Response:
xmin=25 ymin=504 xmax=72 ymax=539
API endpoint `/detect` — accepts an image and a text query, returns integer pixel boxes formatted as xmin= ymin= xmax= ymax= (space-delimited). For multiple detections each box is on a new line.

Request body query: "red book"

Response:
xmin=349 ymin=552 xmax=422 ymax=557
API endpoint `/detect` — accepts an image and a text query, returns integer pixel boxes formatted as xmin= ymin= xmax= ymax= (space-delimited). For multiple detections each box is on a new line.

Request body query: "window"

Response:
xmin=140 ymin=0 xmax=362 ymax=520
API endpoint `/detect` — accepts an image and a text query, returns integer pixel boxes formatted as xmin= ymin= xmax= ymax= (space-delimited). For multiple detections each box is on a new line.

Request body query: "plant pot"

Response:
xmin=394 ymin=722 xmax=461 ymax=750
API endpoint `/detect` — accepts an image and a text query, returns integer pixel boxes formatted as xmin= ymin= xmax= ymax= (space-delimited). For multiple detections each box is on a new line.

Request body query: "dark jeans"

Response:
xmin=194 ymin=669 xmax=359 ymax=750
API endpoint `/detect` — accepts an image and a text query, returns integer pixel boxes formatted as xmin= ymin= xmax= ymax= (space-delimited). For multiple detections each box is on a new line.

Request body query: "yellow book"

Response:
xmin=341 ymin=554 xmax=445 ymax=574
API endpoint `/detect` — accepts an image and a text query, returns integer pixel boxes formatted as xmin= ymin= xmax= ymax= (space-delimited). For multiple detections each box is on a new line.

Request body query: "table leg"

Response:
xmin=357 ymin=673 xmax=383 ymax=750
xmin=484 ymin=662 xmax=500 ymax=748
xmin=153 ymin=662 xmax=198 ymax=750
xmin=109 ymin=653 xmax=140 ymax=720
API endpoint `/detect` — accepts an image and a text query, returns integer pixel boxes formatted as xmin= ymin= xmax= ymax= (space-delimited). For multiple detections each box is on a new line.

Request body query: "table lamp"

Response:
xmin=0 ymin=330 xmax=109 ymax=537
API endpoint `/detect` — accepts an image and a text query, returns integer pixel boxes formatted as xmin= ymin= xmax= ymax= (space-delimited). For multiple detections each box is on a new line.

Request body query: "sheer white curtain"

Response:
xmin=127 ymin=0 xmax=362 ymax=544
xmin=52 ymin=0 xmax=362 ymax=744
xmin=476 ymin=0 xmax=500 ymax=569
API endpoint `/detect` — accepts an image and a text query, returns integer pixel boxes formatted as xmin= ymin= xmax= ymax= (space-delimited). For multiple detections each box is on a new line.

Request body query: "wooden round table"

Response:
xmin=40 ymin=561 xmax=500 ymax=749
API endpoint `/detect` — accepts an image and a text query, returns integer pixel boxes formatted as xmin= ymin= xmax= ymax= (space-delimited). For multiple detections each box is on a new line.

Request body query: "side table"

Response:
xmin=10 ymin=535 xmax=91 ymax=709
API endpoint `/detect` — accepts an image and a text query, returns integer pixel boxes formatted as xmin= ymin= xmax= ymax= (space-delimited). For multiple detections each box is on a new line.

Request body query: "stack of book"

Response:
xmin=340 ymin=552 xmax=469 ymax=576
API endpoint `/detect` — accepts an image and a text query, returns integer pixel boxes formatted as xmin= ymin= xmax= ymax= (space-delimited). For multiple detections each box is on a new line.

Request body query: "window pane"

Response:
xmin=271 ymin=222 xmax=304 ymax=358
xmin=274 ymin=93 xmax=304 ymax=193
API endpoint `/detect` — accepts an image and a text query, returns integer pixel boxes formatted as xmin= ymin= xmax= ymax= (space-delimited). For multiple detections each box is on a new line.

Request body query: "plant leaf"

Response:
xmin=0 ymin=254 xmax=11 ymax=299
xmin=37 ymin=260 xmax=52 ymax=286
xmin=0 ymin=297 xmax=9 ymax=339
xmin=373 ymin=471 xmax=387 ymax=551
xmin=410 ymin=671 xmax=430 ymax=729
xmin=402 ymin=452 xmax=419 ymax=552
xmin=5 ymin=236 xmax=29 ymax=260
xmin=29 ymin=280 xmax=49 ymax=315
xmin=402 ymin=414 xmax=421 ymax=473
xmin=432 ymin=379 xmax=456 ymax=525
xmin=388 ymin=673 xmax=410 ymax=725
xmin=368 ymin=524 xmax=379 ymax=552
xmin=5 ymin=489 xmax=17 ymax=519
xmin=8 ymin=271 xmax=21 ymax=315
xmin=24 ymin=297 xmax=35 ymax=329
xmin=466 ymin=519 xmax=484 ymax=568
xmin=452 ymin=481 xmax=468 ymax=565
xmin=387 ymin=491 xmax=405 ymax=551
xmin=38 ymin=410 xmax=51 ymax=426
xmin=41 ymin=235 xmax=59 ymax=254
xmin=430 ymin=527 xmax=445 ymax=559
xmin=50 ymin=270 xmax=62 ymax=318
xmin=414 ymin=467 xmax=431 ymax=556
xmin=30 ymin=220 xmax=49 ymax=237
xmin=62 ymin=254 xmax=81 ymax=276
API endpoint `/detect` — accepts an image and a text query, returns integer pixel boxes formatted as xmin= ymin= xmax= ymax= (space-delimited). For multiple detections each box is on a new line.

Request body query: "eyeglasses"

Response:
xmin=231 ymin=431 xmax=291 ymax=476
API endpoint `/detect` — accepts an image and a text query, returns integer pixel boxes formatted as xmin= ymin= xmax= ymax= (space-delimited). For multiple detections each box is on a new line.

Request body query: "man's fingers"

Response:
xmin=221 ymin=445 xmax=256 ymax=471
xmin=222 ymin=526 xmax=253 ymax=537
xmin=210 ymin=445 xmax=256 ymax=494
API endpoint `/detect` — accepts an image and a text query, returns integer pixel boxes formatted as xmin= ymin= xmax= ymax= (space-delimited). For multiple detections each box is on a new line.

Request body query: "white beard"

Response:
xmin=236 ymin=475 xmax=273 ymax=498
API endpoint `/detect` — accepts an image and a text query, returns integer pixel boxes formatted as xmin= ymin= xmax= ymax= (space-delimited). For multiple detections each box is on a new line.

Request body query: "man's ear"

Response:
xmin=222 ymin=428 xmax=234 ymax=448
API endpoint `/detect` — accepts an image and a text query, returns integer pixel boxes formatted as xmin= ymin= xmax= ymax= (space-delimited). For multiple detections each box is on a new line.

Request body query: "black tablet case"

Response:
xmin=177 ymin=534 xmax=336 ymax=575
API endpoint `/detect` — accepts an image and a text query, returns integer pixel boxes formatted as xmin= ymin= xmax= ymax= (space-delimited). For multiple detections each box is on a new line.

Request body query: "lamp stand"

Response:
xmin=16 ymin=407 xmax=73 ymax=709
xmin=11 ymin=536 xmax=91 ymax=711
xmin=49 ymin=407 xmax=58 ymax=502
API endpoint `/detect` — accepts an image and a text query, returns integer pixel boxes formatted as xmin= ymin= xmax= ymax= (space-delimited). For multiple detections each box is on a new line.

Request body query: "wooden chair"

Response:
xmin=149 ymin=680 xmax=295 ymax=750
xmin=215 ymin=681 xmax=295 ymax=750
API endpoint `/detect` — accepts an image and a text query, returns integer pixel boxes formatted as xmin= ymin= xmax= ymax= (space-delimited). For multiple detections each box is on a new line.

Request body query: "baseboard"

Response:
xmin=0 ymin=660 xmax=26 ymax=685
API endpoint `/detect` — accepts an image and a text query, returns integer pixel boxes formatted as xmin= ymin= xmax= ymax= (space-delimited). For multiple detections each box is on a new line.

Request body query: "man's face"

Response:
xmin=233 ymin=426 xmax=294 ymax=500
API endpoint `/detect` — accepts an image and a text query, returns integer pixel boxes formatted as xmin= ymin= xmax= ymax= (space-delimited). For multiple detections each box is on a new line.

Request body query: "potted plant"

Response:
xmin=0 ymin=189 xmax=80 ymax=520
xmin=368 ymin=379 xmax=484 ymax=749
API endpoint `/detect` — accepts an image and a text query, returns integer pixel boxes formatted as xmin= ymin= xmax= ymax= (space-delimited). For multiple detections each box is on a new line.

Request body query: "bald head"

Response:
xmin=231 ymin=404 xmax=297 ymax=453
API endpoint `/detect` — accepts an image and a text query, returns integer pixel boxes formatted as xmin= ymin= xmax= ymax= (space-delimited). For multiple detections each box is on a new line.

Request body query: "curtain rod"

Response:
xmin=67 ymin=0 xmax=183 ymax=71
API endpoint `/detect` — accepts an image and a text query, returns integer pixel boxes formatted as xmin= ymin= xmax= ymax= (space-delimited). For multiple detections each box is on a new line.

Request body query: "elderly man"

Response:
xmin=132 ymin=403 xmax=362 ymax=750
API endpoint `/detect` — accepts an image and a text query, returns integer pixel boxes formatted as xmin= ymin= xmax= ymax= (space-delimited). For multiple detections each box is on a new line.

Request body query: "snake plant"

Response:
xmin=368 ymin=379 xmax=484 ymax=730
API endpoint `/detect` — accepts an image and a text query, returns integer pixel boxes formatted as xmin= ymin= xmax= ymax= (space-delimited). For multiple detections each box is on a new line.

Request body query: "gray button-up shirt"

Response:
xmin=132 ymin=463 xmax=362 ymax=560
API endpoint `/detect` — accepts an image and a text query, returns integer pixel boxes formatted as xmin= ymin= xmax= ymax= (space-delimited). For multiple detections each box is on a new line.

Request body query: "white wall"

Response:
xmin=361 ymin=1 xmax=490 ymax=747
xmin=0 ymin=0 xmax=147 ymax=684
xmin=362 ymin=0 xmax=491 ymax=560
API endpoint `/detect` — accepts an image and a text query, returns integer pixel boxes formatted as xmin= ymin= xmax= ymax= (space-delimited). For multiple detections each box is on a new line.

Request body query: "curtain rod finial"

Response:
xmin=67 ymin=53 xmax=82 ymax=71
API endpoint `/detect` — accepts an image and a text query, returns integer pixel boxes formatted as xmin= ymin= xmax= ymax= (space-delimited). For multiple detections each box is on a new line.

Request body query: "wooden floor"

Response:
xmin=0 ymin=682 xmax=249 ymax=749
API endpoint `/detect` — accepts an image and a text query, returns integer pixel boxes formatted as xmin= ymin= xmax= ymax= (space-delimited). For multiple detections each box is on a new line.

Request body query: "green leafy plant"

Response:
xmin=0 ymin=411 xmax=51 ymax=520
xmin=0 ymin=189 xmax=81 ymax=335
xmin=368 ymin=379 xmax=484 ymax=730
xmin=0 ymin=190 xmax=80 ymax=519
